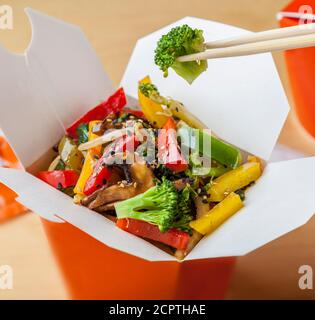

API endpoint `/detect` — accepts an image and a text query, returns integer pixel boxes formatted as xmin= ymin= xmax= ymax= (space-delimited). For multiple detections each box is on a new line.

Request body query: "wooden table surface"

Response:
xmin=0 ymin=0 xmax=315 ymax=299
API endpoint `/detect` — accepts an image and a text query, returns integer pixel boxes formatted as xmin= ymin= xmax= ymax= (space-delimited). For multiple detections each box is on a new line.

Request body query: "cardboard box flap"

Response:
xmin=0 ymin=167 xmax=63 ymax=222
xmin=121 ymin=17 xmax=290 ymax=160
xmin=0 ymin=42 xmax=63 ymax=168
xmin=0 ymin=167 xmax=175 ymax=261
xmin=0 ymin=8 xmax=113 ymax=167
xmin=187 ymin=157 xmax=315 ymax=259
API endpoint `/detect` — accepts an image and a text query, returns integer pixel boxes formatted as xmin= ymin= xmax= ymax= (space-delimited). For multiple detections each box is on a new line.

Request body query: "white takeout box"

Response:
xmin=0 ymin=9 xmax=315 ymax=261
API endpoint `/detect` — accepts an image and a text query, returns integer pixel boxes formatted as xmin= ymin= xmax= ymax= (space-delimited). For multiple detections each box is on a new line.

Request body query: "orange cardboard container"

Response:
xmin=0 ymin=137 xmax=26 ymax=222
xmin=279 ymin=0 xmax=315 ymax=137
xmin=2 ymin=9 xmax=315 ymax=300
xmin=42 ymin=219 xmax=235 ymax=299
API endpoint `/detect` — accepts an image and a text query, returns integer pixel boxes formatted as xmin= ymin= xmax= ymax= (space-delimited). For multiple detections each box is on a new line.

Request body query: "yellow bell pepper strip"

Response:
xmin=73 ymin=121 xmax=102 ymax=195
xmin=138 ymin=76 xmax=169 ymax=128
xmin=190 ymin=192 xmax=244 ymax=235
xmin=208 ymin=162 xmax=262 ymax=202
xmin=138 ymin=77 xmax=205 ymax=129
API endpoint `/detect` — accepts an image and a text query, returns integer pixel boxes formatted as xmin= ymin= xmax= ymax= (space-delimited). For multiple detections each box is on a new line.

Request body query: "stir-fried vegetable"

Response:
xmin=154 ymin=24 xmax=207 ymax=84
xmin=78 ymin=128 xmax=127 ymax=152
xmin=177 ymin=122 xmax=242 ymax=170
xmin=74 ymin=121 xmax=102 ymax=195
xmin=83 ymin=158 xmax=112 ymax=196
xmin=158 ymin=117 xmax=188 ymax=173
xmin=37 ymin=170 xmax=79 ymax=191
xmin=139 ymin=78 xmax=205 ymax=129
xmin=116 ymin=218 xmax=190 ymax=250
xmin=208 ymin=162 xmax=262 ymax=202
xmin=175 ymin=230 xmax=203 ymax=260
xmin=103 ymin=133 xmax=141 ymax=160
xmin=76 ymin=123 xmax=89 ymax=145
xmin=190 ymin=192 xmax=244 ymax=235
xmin=66 ymin=87 xmax=127 ymax=138
xmin=138 ymin=76 xmax=169 ymax=128
xmin=115 ymin=178 xmax=178 ymax=232
xmin=189 ymin=152 xmax=229 ymax=177
xmin=58 ymin=136 xmax=84 ymax=172
xmin=44 ymin=79 xmax=264 ymax=259
xmin=115 ymin=178 xmax=193 ymax=232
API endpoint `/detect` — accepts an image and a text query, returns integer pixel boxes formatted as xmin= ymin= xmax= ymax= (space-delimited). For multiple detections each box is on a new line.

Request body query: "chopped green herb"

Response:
xmin=76 ymin=123 xmax=89 ymax=145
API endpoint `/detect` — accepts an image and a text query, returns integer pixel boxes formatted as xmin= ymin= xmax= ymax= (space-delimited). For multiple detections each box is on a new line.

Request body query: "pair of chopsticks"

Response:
xmin=178 ymin=23 xmax=315 ymax=62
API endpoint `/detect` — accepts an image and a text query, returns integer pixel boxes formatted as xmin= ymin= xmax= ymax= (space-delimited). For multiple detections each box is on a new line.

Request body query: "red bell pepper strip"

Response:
xmin=158 ymin=117 xmax=188 ymax=173
xmin=66 ymin=88 xmax=127 ymax=139
xmin=37 ymin=170 xmax=79 ymax=189
xmin=103 ymin=134 xmax=141 ymax=159
xmin=116 ymin=218 xmax=190 ymax=250
xmin=83 ymin=134 xmax=141 ymax=195
xmin=83 ymin=160 xmax=112 ymax=196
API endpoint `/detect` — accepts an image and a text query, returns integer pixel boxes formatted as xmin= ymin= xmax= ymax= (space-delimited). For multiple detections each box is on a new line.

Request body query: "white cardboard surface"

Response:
xmin=0 ymin=8 xmax=113 ymax=168
xmin=0 ymin=10 xmax=314 ymax=261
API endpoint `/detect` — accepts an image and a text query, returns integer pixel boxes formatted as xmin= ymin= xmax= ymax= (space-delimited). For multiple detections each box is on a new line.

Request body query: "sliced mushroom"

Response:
xmin=92 ymin=113 xmax=119 ymax=135
xmin=81 ymin=187 xmax=104 ymax=207
xmin=94 ymin=201 xmax=120 ymax=213
xmin=88 ymin=185 xmax=137 ymax=210
xmin=86 ymin=162 xmax=155 ymax=211
xmin=129 ymin=161 xmax=155 ymax=193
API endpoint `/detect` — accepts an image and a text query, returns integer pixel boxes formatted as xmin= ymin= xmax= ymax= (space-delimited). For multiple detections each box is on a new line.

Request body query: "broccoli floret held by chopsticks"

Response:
xmin=154 ymin=24 xmax=208 ymax=84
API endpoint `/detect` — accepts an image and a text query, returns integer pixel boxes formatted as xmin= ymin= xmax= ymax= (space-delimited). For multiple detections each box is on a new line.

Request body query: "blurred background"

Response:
xmin=0 ymin=0 xmax=314 ymax=299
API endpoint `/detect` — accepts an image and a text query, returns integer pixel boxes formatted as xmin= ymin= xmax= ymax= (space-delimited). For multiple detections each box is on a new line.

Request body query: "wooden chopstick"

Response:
xmin=178 ymin=33 xmax=315 ymax=62
xmin=205 ymin=23 xmax=315 ymax=49
xmin=178 ymin=24 xmax=315 ymax=62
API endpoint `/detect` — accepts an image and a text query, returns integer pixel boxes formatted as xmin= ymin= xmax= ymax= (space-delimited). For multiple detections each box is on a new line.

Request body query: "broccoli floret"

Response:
xmin=115 ymin=178 xmax=178 ymax=232
xmin=115 ymin=178 xmax=194 ymax=232
xmin=139 ymin=83 xmax=166 ymax=106
xmin=154 ymin=24 xmax=208 ymax=84
xmin=139 ymin=83 xmax=159 ymax=98
xmin=172 ymin=186 xmax=196 ymax=233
